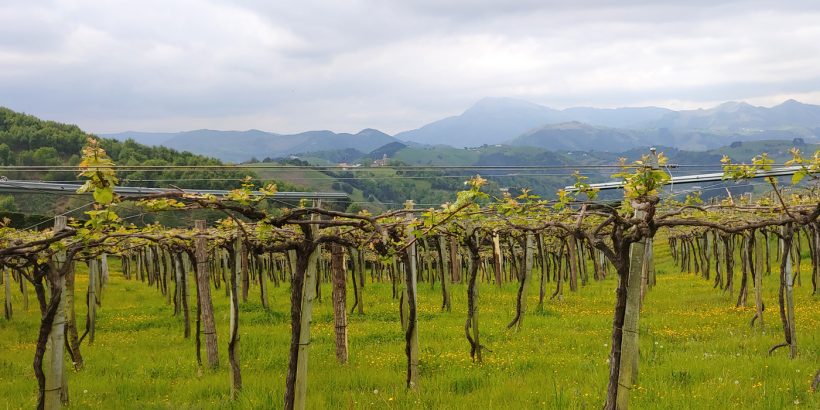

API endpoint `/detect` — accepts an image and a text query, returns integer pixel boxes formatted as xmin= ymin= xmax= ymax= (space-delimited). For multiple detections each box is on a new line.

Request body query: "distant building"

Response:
xmin=372 ymin=154 xmax=389 ymax=166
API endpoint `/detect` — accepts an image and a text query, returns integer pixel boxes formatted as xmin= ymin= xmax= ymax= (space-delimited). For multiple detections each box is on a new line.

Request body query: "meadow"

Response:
xmin=1 ymin=244 xmax=818 ymax=409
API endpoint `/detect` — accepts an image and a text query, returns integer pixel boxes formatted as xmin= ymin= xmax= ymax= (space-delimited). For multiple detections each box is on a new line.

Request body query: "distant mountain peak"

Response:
xmin=776 ymin=99 xmax=813 ymax=108
xmin=356 ymin=128 xmax=391 ymax=137
xmin=713 ymin=101 xmax=754 ymax=112
xmin=396 ymin=97 xmax=567 ymax=146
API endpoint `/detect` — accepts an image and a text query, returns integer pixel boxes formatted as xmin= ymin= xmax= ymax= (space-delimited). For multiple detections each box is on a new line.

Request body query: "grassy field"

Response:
xmin=1 ymin=246 xmax=819 ymax=409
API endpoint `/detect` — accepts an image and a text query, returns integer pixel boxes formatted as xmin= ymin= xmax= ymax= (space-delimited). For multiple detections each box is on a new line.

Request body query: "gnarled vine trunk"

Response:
xmin=331 ymin=242 xmax=348 ymax=364
xmin=194 ymin=220 xmax=219 ymax=369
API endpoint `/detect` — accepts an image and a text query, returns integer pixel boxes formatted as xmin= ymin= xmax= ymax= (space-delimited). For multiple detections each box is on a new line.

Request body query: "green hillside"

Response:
xmin=0 ymin=108 xmax=297 ymax=223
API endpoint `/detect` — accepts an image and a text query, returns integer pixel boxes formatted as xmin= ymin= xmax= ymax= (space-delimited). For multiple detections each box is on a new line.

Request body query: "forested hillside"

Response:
xmin=0 ymin=107 xmax=259 ymax=188
xmin=0 ymin=108 xmax=301 ymax=222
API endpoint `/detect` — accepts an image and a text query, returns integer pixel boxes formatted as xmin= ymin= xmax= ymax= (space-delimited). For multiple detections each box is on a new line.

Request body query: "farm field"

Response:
xmin=2 ymin=246 xmax=818 ymax=409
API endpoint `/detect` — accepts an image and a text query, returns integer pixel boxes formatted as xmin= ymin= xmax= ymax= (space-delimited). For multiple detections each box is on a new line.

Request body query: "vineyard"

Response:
xmin=1 ymin=139 xmax=819 ymax=409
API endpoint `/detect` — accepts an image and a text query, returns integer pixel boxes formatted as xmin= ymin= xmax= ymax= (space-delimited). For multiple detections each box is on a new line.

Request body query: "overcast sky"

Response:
xmin=2 ymin=1 xmax=820 ymax=134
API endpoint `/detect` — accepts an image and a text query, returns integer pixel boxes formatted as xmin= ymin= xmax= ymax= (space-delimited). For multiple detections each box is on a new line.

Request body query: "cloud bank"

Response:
xmin=2 ymin=0 xmax=820 ymax=134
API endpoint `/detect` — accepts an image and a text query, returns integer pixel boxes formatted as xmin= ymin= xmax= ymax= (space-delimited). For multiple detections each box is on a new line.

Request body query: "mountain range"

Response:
xmin=102 ymin=128 xmax=395 ymax=163
xmin=103 ymin=98 xmax=820 ymax=162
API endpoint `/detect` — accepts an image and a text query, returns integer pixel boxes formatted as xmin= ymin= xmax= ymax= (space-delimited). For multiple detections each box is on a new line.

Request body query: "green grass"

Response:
xmin=395 ymin=147 xmax=482 ymax=166
xmin=1 ymin=248 xmax=819 ymax=409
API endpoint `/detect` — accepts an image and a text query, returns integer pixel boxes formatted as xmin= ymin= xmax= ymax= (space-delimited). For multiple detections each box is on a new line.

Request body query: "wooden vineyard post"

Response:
xmin=330 ymin=239 xmax=348 ymax=364
xmin=195 ymin=220 xmax=219 ymax=368
xmin=616 ymin=201 xmax=649 ymax=410
xmin=45 ymin=216 xmax=68 ymax=409
xmin=404 ymin=211 xmax=420 ymax=389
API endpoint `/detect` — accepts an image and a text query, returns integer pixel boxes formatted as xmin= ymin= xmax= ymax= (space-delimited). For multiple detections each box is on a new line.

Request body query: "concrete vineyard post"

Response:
xmin=100 ymin=253 xmax=109 ymax=288
xmin=292 ymin=200 xmax=320 ymax=410
xmin=45 ymin=216 xmax=68 ymax=409
xmin=88 ymin=259 xmax=97 ymax=344
xmin=616 ymin=201 xmax=648 ymax=410
xmin=492 ymin=232 xmax=503 ymax=287
xmin=293 ymin=240 xmax=318 ymax=409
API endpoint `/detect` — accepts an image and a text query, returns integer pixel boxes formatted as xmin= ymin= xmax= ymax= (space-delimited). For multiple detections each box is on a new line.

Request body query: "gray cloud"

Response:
xmin=2 ymin=0 xmax=820 ymax=134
